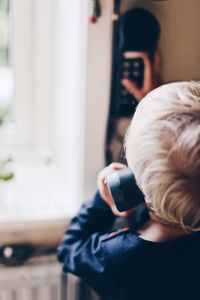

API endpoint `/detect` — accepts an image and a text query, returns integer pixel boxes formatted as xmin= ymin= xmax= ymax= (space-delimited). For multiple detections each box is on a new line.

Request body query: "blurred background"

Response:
xmin=0 ymin=0 xmax=199 ymax=299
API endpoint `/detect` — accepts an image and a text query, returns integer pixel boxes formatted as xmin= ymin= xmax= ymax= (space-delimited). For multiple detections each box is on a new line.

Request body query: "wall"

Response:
xmin=83 ymin=0 xmax=200 ymax=198
xmin=83 ymin=0 xmax=113 ymax=197
xmin=121 ymin=0 xmax=200 ymax=82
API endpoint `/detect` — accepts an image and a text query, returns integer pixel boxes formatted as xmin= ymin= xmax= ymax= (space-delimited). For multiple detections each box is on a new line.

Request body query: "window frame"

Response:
xmin=0 ymin=0 xmax=89 ymax=222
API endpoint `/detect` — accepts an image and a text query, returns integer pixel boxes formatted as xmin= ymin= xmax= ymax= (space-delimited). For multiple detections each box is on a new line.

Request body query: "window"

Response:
xmin=0 ymin=0 xmax=34 ymax=155
xmin=0 ymin=0 xmax=88 ymax=222
xmin=0 ymin=0 xmax=113 ymax=224
xmin=0 ymin=0 xmax=14 ymax=124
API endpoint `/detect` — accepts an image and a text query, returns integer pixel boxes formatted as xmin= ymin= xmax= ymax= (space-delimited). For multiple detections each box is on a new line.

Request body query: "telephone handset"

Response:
xmin=105 ymin=168 xmax=144 ymax=212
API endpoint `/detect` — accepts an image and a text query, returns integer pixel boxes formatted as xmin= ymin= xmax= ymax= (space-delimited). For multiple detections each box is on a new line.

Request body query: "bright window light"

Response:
xmin=0 ymin=0 xmax=14 ymax=123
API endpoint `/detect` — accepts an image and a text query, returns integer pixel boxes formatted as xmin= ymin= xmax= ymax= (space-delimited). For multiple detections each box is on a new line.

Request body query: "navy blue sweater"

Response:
xmin=57 ymin=192 xmax=200 ymax=300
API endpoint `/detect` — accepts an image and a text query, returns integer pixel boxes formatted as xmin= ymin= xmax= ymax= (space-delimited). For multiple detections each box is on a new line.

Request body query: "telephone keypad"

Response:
xmin=121 ymin=57 xmax=144 ymax=88
xmin=116 ymin=56 xmax=144 ymax=116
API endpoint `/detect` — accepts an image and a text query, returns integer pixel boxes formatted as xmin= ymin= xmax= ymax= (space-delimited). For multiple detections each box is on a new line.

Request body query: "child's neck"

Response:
xmin=137 ymin=212 xmax=188 ymax=243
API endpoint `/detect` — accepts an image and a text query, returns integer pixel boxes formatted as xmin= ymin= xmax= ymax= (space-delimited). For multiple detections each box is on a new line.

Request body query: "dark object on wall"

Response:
xmin=90 ymin=0 xmax=101 ymax=23
xmin=111 ymin=7 xmax=160 ymax=117
xmin=105 ymin=7 xmax=160 ymax=165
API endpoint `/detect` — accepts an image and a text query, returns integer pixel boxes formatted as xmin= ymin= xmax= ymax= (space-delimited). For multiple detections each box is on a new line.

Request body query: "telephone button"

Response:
xmin=133 ymin=61 xmax=140 ymax=68
xmin=133 ymin=71 xmax=139 ymax=77
xmin=123 ymin=61 xmax=130 ymax=68
xmin=123 ymin=71 xmax=129 ymax=78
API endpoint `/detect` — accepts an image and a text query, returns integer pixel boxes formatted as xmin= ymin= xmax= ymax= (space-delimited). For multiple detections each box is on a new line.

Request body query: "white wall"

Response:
xmin=83 ymin=0 xmax=200 ymax=198
xmin=83 ymin=0 xmax=113 ymax=198
xmin=53 ymin=0 xmax=88 ymax=203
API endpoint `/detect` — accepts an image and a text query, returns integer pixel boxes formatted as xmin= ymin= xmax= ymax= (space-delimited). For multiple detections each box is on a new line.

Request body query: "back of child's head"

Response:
xmin=125 ymin=81 xmax=200 ymax=232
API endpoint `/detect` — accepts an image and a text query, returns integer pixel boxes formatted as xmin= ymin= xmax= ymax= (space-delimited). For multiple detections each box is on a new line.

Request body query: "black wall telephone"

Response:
xmin=110 ymin=7 xmax=160 ymax=117
xmin=105 ymin=7 xmax=160 ymax=164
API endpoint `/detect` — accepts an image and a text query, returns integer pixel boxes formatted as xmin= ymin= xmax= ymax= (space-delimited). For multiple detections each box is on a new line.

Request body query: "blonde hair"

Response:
xmin=125 ymin=81 xmax=200 ymax=232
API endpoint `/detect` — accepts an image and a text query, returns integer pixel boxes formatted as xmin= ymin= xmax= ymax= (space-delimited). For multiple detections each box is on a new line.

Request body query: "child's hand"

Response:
xmin=97 ymin=163 xmax=134 ymax=217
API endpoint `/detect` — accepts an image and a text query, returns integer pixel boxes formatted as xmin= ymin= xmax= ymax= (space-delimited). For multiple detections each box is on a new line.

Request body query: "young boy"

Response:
xmin=57 ymin=82 xmax=200 ymax=300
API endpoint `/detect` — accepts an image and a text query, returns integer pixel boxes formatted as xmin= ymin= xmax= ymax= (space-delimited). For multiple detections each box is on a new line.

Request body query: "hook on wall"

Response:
xmin=111 ymin=0 xmax=122 ymax=21
xmin=89 ymin=0 xmax=101 ymax=24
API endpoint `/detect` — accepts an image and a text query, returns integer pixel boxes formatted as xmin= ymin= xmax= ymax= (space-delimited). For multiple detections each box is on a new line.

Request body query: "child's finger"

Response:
xmin=109 ymin=162 xmax=127 ymax=171
xmin=97 ymin=163 xmax=127 ymax=208
xmin=122 ymin=78 xmax=141 ymax=100
xmin=111 ymin=205 xmax=134 ymax=218
xmin=142 ymin=53 xmax=154 ymax=92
